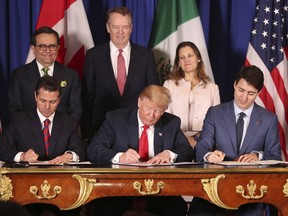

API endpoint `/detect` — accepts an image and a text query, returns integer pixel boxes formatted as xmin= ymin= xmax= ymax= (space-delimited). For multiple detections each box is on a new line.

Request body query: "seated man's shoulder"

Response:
xmin=54 ymin=61 xmax=78 ymax=76
xmin=255 ymin=103 xmax=276 ymax=116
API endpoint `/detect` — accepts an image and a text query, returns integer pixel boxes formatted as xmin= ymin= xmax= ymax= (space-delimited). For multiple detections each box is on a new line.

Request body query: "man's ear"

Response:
xmin=106 ymin=23 xmax=110 ymax=33
xmin=34 ymin=91 xmax=37 ymax=102
xmin=31 ymin=45 xmax=36 ymax=55
xmin=137 ymin=97 xmax=141 ymax=108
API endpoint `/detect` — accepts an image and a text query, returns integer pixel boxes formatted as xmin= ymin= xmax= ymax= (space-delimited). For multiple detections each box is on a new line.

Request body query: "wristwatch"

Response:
xmin=192 ymin=134 xmax=199 ymax=142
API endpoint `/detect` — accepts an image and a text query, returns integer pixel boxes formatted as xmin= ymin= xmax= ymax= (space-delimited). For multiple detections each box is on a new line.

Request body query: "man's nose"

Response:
xmin=148 ymin=110 xmax=156 ymax=118
xmin=45 ymin=102 xmax=51 ymax=109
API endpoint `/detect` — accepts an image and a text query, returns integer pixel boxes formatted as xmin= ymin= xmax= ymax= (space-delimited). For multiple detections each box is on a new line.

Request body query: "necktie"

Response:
xmin=139 ymin=125 xmax=149 ymax=161
xmin=42 ymin=67 xmax=49 ymax=76
xmin=117 ymin=49 xmax=126 ymax=95
xmin=236 ymin=112 xmax=246 ymax=154
xmin=43 ymin=119 xmax=51 ymax=156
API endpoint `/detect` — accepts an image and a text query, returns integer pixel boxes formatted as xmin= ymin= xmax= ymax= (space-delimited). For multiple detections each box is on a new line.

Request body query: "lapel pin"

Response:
xmin=60 ymin=80 xmax=67 ymax=87
xmin=159 ymin=133 xmax=162 ymax=136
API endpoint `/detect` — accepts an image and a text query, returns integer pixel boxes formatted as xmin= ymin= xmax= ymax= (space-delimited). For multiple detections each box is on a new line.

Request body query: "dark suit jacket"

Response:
xmin=0 ymin=110 xmax=86 ymax=162
xmin=87 ymin=107 xmax=194 ymax=165
xmin=195 ymin=101 xmax=281 ymax=162
xmin=82 ymin=42 xmax=159 ymax=137
xmin=8 ymin=59 xmax=82 ymax=123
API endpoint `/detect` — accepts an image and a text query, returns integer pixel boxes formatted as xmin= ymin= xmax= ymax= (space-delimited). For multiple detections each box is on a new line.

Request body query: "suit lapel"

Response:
xmin=154 ymin=118 xmax=164 ymax=155
xmin=105 ymin=43 xmax=123 ymax=97
xmin=127 ymin=109 xmax=139 ymax=150
xmin=224 ymin=102 xmax=238 ymax=154
xmin=29 ymin=60 xmax=41 ymax=84
xmin=52 ymin=62 xmax=63 ymax=80
xmin=30 ymin=111 xmax=46 ymax=156
xmin=49 ymin=112 xmax=62 ymax=157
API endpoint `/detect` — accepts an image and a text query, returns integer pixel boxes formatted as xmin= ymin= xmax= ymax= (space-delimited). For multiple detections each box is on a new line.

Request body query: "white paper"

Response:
xmin=213 ymin=160 xmax=286 ymax=166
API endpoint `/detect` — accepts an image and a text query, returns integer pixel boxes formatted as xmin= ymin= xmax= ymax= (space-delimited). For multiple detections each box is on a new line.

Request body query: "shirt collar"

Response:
xmin=233 ymin=101 xmax=254 ymax=118
xmin=178 ymin=78 xmax=204 ymax=86
xmin=37 ymin=108 xmax=56 ymax=124
xmin=110 ymin=41 xmax=131 ymax=55
xmin=36 ymin=60 xmax=54 ymax=75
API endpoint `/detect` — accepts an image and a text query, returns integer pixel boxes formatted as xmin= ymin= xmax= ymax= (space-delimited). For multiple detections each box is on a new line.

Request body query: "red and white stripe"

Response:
xmin=26 ymin=0 xmax=94 ymax=79
xmin=245 ymin=43 xmax=288 ymax=160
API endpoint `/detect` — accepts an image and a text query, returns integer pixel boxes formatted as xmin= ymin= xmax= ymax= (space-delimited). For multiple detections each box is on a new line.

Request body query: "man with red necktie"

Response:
xmin=82 ymin=6 xmax=159 ymax=141
xmin=0 ymin=75 xmax=85 ymax=164
xmin=87 ymin=85 xmax=193 ymax=216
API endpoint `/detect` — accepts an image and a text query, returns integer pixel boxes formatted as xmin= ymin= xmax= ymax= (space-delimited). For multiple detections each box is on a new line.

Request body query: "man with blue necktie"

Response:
xmin=188 ymin=65 xmax=281 ymax=216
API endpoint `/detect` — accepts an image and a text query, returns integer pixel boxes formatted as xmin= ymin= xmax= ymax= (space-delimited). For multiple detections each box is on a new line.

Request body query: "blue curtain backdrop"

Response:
xmin=0 ymin=0 xmax=257 ymax=129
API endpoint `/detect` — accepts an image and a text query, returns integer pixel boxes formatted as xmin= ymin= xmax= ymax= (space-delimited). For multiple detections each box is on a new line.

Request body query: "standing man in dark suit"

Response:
xmin=188 ymin=65 xmax=281 ymax=216
xmin=9 ymin=26 xmax=82 ymax=123
xmin=0 ymin=75 xmax=85 ymax=164
xmin=82 ymin=6 xmax=159 ymax=139
xmin=87 ymin=85 xmax=193 ymax=216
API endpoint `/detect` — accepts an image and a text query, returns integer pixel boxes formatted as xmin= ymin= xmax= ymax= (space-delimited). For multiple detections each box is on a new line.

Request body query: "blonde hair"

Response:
xmin=139 ymin=85 xmax=171 ymax=110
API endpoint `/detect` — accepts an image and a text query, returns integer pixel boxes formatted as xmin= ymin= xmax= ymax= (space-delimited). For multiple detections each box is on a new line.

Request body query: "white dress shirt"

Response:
xmin=14 ymin=109 xmax=79 ymax=162
xmin=36 ymin=60 xmax=55 ymax=77
xmin=110 ymin=41 xmax=131 ymax=79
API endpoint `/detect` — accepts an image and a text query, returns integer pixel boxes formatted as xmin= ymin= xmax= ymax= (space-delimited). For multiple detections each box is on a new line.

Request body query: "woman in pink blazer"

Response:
xmin=163 ymin=41 xmax=220 ymax=148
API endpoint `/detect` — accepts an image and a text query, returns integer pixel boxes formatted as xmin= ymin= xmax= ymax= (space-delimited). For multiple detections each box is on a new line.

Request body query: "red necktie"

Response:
xmin=117 ymin=49 xmax=126 ymax=95
xmin=139 ymin=125 xmax=149 ymax=161
xmin=43 ymin=119 xmax=51 ymax=156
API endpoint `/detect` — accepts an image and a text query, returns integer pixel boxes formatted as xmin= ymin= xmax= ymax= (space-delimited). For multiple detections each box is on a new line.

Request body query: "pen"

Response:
xmin=127 ymin=144 xmax=143 ymax=162
xmin=14 ymin=162 xmax=29 ymax=168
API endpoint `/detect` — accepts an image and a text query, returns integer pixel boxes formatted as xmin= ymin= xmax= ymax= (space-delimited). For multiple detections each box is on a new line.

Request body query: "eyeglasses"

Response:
xmin=35 ymin=44 xmax=58 ymax=51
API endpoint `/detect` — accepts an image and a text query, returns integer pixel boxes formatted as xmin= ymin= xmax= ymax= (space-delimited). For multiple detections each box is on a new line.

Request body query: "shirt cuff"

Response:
xmin=203 ymin=152 xmax=212 ymax=162
xmin=251 ymin=151 xmax=263 ymax=160
xmin=65 ymin=151 xmax=79 ymax=162
xmin=112 ymin=152 xmax=124 ymax=163
xmin=167 ymin=150 xmax=177 ymax=163
xmin=14 ymin=152 xmax=24 ymax=162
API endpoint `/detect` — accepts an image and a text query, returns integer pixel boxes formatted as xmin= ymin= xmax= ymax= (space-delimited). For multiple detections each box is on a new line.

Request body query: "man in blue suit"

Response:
xmin=87 ymin=85 xmax=193 ymax=216
xmin=82 ymin=6 xmax=159 ymax=140
xmin=188 ymin=65 xmax=281 ymax=216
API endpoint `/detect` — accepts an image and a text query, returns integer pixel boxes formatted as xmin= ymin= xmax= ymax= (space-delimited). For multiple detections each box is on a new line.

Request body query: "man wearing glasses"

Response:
xmin=8 ymin=26 xmax=82 ymax=124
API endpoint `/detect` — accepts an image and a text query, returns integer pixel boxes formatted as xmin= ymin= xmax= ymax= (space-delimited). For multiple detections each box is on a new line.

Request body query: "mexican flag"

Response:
xmin=149 ymin=0 xmax=213 ymax=84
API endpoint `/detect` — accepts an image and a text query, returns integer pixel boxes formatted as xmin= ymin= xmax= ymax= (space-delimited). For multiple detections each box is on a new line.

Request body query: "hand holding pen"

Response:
xmin=119 ymin=144 xmax=142 ymax=163
xmin=20 ymin=149 xmax=39 ymax=163
xmin=207 ymin=145 xmax=225 ymax=163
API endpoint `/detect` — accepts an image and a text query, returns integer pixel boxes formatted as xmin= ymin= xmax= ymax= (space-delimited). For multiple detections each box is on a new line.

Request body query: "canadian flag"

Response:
xmin=26 ymin=0 xmax=94 ymax=79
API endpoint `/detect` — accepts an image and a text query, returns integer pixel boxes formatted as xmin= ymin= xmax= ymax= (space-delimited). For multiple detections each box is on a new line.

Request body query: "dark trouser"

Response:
xmin=84 ymin=196 xmax=187 ymax=216
xmin=188 ymin=197 xmax=264 ymax=216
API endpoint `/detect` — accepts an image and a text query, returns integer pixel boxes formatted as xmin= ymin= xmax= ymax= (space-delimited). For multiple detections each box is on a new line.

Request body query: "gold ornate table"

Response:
xmin=0 ymin=163 xmax=287 ymax=215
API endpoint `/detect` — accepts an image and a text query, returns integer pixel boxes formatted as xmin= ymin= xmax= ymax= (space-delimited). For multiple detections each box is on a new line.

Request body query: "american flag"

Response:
xmin=245 ymin=0 xmax=288 ymax=160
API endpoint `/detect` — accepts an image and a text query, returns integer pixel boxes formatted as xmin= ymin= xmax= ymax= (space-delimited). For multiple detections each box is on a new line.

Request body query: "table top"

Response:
xmin=1 ymin=161 xmax=288 ymax=174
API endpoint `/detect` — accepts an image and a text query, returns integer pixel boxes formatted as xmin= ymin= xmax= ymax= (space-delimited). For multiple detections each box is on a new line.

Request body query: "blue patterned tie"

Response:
xmin=236 ymin=112 xmax=245 ymax=154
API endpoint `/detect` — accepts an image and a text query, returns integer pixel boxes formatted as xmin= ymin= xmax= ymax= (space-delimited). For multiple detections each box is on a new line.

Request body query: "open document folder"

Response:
xmin=112 ymin=161 xmax=202 ymax=167
xmin=209 ymin=160 xmax=287 ymax=166
xmin=28 ymin=161 xmax=92 ymax=166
